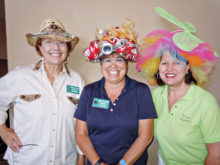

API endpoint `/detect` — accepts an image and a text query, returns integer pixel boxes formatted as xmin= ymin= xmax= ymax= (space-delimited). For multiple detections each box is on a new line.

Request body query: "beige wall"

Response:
xmin=5 ymin=0 xmax=220 ymax=164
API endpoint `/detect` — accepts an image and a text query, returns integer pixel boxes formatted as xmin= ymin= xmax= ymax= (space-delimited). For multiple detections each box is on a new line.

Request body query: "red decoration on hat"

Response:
xmin=84 ymin=40 xmax=101 ymax=62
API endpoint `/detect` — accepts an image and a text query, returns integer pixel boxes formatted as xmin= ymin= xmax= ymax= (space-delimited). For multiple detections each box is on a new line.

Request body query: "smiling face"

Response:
xmin=101 ymin=53 xmax=128 ymax=85
xmin=39 ymin=38 xmax=68 ymax=68
xmin=159 ymin=50 xmax=189 ymax=87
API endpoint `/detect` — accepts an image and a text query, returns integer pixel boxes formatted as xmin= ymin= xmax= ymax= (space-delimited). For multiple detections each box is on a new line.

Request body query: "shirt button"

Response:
xmin=171 ymin=113 xmax=174 ymax=116
xmin=52 ymin=113 xmax=56 ymax=115
xmin=52 ymin=129 xmax=55 ymax=132
xmin=175 ymin=105 xmax=177 ymax=108
xmin=113 ymin=103 xmax=116 ymax=106
xmin=110 ymin=109 xmax=113 ymax=112
xmin=50 ymin=160 xmax=53 ymax=163
xmin=116 ymin=98 xmax=119 ymax=100
xmin=51 ymin=145 xmax=54 ymax=148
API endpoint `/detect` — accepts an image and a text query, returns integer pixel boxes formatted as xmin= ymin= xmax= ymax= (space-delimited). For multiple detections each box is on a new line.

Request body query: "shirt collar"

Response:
xmin=98 ymin=75 xmax=136 ymax=96
xmin=181 ymin=84 xmax=196 ymax=101
xmin=161 ymin=84 xmax=195 ymax=101
xmin=33 ymin=60 xmax=70 ymax=76
xmin=161 ymin=85 xmax=168 ymax=101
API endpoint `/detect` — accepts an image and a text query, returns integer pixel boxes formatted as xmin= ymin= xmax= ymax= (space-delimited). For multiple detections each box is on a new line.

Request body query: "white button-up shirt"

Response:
xmin=0 ymin=63 xmax=84 ymax=165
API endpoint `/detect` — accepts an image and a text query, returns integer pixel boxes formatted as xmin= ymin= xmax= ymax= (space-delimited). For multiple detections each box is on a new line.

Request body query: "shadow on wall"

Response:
xmin=0 ymin=60 xmax=9 ymax=165
xmin=0 ymin=60 xmax=8 ymax=77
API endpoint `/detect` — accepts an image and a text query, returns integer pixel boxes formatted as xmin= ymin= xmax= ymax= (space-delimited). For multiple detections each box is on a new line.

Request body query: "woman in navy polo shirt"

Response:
xmin=74 ymin=19 xmax=157 ymax=165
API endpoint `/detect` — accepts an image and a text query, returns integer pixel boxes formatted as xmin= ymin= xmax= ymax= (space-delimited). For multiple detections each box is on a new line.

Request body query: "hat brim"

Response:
xmin=26 ymin=33 xmax=79 ymax=53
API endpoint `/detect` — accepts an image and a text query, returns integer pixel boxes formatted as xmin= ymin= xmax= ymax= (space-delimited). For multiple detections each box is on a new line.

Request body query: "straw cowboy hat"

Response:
xmin=26 ymin=18 xmax=79 ymax=53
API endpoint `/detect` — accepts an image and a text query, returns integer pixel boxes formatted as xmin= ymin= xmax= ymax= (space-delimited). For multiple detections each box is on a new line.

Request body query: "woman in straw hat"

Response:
xmin=136 ymin=7 xmax=220 ymax=165
xmin=0 ymin=18 xmax=85 ymax=165
xmin=74 ymin=18 xmax=157 ymax=165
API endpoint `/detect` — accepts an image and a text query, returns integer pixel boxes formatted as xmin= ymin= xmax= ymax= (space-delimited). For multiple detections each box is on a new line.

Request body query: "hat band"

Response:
xmin=33 ymin=32 xmax=75 ymax=39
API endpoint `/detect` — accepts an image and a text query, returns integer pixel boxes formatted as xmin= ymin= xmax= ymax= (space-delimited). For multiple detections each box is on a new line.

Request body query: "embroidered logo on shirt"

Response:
xmin=92 ymin=98 xmax=110 ymax=109
xmin=66 ymin=85 xmax=79 ymax=94
xmin=180 ymin=113 xmax=192 ymax=123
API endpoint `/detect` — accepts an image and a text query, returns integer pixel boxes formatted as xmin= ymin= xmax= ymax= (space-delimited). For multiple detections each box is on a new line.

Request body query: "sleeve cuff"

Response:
xmin=76 ymin=144 xmax=84 ymax=155
xmin=0 ymin=110 xmax=8 ymax=125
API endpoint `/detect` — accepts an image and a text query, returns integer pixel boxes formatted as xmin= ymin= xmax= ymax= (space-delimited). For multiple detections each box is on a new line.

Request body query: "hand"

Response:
xmin=100 ymin=163 xmax=108 ymax=165
xmin=76 ymin=154 xmax=85 ymax=165
xmin=0 ymin=124 xmax=22 ymax=152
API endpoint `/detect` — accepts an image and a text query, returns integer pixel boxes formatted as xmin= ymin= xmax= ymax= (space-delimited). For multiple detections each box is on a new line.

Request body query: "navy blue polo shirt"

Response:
xmin=74 ymin=76 xmax=157 ymax=165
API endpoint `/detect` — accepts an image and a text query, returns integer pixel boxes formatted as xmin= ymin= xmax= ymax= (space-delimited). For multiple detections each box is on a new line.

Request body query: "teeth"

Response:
xmin=51 ymin=53 xmax=60 ymax=57
xmin=166 ymin=73 xmax=176 ymax=77
xmin=109 ymin=71 xmax=117 ymax=75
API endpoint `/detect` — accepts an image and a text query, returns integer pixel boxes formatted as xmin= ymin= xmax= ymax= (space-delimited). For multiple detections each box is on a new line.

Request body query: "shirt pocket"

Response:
xmin=19 ymin=94 xmax=41 ymax=102
xmin=17 ymin=93 xmax=45 ymax=117
xmin=13 ymin=144 xmax=39 ymax=165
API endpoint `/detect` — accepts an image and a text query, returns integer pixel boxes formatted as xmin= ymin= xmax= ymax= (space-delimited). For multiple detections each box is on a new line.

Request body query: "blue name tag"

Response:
xmin=92 ymin=98 xmax=110 ymax=109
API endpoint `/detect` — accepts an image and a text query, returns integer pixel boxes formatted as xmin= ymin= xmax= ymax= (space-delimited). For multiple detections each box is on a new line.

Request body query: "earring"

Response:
xmin=185 ymin=72 xmax=191 ymax=80
xmin=156 ymin=72 xmax=161 ymax=79
xmin=41 ymin=57 xmax=44 ymax=64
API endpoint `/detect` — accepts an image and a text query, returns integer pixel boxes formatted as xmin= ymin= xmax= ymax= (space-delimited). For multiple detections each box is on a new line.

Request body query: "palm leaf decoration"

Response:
xmin=155 ymin=7 xmax=203 ymax=52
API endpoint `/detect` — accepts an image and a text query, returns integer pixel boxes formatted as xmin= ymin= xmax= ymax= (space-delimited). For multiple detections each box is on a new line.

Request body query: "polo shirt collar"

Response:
xmin=161 ymin=85 xmax=168 ymax=101
xmin=99 ymin=75 xmax=136 ymax=96
xmin=181 ymin=84 xmax=196 ymax=101
xmin=161 ymin=84 xmax=196 ymax=101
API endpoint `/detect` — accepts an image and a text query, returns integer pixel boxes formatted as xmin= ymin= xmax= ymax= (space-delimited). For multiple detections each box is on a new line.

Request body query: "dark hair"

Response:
xmin=35 ymin=38 xmax=71 ymax=56
xmin=66 ymin=42 xmax=72 ymax=53
xmin=155 ymin=69 xmax=197 ymax=86
xmin=185 ymin=69 xmax=197 ymax=85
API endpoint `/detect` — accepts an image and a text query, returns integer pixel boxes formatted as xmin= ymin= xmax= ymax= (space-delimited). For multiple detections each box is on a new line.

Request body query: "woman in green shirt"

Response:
xmin=136 ymin=7 xmax=220 ymax=165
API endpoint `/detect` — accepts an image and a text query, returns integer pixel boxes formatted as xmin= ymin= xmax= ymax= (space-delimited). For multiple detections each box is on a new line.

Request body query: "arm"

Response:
xmin=0 ymin=72 xmax=22 ymax=152
xmin=75 ymin=119 xmax=108 ymax=165
xmin=121 ymin=119 xmax=154 ymax=165
xmin=0 ymin=123 xmax=22 ymax=152
xmin=76 ymin=144 xmax=85 ymax=165
xmin=199 ymin=92 xmax=220 ymax=165
xmin=204 ymin=142 xmax=220 ymax=165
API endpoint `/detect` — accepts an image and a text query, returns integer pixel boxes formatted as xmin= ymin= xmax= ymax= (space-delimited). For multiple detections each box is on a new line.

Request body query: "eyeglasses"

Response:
xmin=42 ymin=40 xmax=67 ymax=47
xmin=101 ymin=57 xmax=126 ymax=65
xmin=160 ymin=60 xmax=187 ymax=68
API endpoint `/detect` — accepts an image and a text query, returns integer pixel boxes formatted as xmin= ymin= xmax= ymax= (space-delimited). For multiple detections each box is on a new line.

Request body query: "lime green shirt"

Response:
xmin=152 ymin=84 xmax=220 ymax=165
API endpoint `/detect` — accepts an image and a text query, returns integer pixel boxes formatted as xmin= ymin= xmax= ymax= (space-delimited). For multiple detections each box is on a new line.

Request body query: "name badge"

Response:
xmin=92 ymin=98 xmax=110 ymax=109
xmin=66 ymin=85 xmax=79 ymax=94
